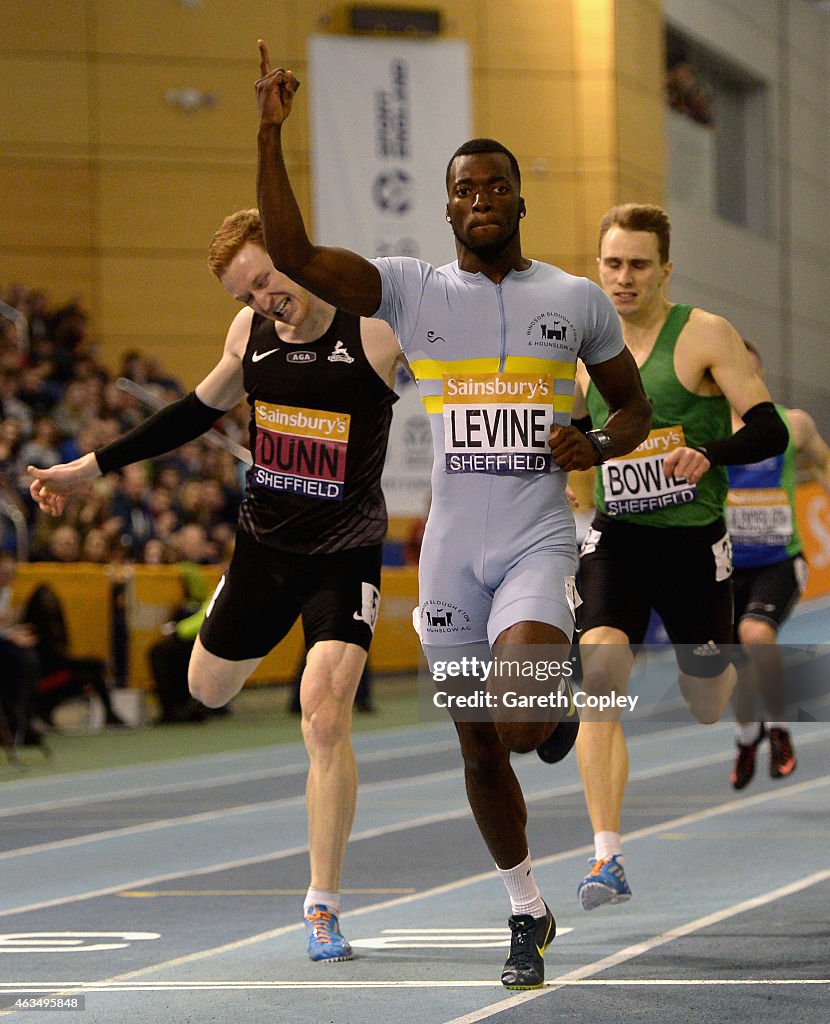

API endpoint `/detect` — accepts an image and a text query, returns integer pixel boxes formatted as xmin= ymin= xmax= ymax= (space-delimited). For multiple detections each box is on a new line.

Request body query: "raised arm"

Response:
xmin=255 ymin=40 xmax=383 ymax=317
xmin=550 ymin=349 xmax=651 ymax=471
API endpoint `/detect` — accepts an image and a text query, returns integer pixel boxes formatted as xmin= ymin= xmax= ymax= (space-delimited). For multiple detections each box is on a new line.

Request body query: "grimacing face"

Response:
xmin=597 ymin=226 xmax=672 ymax=319
xmin=220 ymin=243 xmax=314 ymax=326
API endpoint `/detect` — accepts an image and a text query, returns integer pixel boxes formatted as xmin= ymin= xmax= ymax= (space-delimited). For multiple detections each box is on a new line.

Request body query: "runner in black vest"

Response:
xmin=27 ymin=209 xmax=404 ymax=964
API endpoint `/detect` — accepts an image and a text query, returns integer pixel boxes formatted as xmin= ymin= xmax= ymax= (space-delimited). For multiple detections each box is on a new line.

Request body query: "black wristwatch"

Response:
xmin=586 ymin=428 xmax=613 ymax=464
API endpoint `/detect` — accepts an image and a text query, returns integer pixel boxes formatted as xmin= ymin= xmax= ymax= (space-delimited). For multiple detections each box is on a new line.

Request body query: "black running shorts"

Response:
xmin=577 ymin=513 xmax=734 ymax=676
xmin=732 ymin=554 xmax=807 ymax=634
xmin=199 ymin=528 xmax=383 ymax=661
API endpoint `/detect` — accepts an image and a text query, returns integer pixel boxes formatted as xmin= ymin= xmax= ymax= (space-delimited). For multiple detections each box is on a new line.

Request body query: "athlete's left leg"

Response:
xmin=300 ymin=639 xmax=366 ymax=892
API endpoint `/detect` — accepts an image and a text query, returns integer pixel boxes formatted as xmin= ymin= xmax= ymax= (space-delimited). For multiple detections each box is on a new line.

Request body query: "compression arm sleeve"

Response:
xmin=695 ymin=401 xmax=788 ymax=466
xmin=95 ymin=391 xmax=226 ymax=474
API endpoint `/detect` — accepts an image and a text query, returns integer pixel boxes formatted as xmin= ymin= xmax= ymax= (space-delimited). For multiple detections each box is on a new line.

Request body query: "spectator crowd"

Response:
xmin=0 ymin=282 xmax=245 ymax=567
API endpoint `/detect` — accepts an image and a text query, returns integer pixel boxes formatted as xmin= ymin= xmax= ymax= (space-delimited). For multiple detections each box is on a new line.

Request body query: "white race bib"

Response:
xmin=443 ymin=373 xmax=555 ymax=474
xmin=602 ymin=425 xmax=697 ymax=515
xmin=726 ymin=488 xmax=793 ymax=546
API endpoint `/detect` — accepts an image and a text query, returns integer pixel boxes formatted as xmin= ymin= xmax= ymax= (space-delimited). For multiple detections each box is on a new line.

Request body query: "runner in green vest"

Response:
xmin=571 ymin=204 xmax=787 ymax=912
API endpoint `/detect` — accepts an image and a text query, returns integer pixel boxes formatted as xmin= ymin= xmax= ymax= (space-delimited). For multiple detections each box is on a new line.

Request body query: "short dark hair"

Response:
xmin=598 ymin=203 xmax=672 ymax=264
xmin=446 ymin=138 xmax=521 ymax=190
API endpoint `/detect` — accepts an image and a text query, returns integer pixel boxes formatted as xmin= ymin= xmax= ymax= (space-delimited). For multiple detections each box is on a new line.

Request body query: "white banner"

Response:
xmin=309 ymin=34 xmax=471 ymax=267
xmin=309 ymin=36 xmax=471 ymax=516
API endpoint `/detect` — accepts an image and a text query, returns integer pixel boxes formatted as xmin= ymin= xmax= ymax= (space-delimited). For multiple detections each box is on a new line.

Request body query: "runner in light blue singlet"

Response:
xmin=371 ymin=256 xmax=624 ymax=648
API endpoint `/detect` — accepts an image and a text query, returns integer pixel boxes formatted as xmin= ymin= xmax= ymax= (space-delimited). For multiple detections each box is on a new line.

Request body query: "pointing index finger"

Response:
xmin=258 ymin=39 xmax=271 ymax=76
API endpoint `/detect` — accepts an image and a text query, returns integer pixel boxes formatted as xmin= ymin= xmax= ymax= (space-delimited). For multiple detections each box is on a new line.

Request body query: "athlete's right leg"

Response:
xmin=454 ymin=717 xmax=529 ymax=868
xmin=576 ymin=626 xmax=633 ymax=836
xmin=188 ymin=637 xmax=263 ymax=708
xmin=575 ymin=625 xmax=634 ymax=910
xmin=454 ymin=716 xmax=555 ymax=990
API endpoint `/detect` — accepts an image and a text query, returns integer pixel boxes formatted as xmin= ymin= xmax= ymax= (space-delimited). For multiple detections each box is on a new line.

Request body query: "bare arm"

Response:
xmin=255 ymin=40 xmax=383 ymax=317
xmin=664 ymin=314 xmax=781 ymax=484
xmin=789 ymin=407 xmax=830 ymax=496
xmin=359 ymin=316 xmax=405 ymax=389
xmin=549 ymin=349 xmax=651 ymax=471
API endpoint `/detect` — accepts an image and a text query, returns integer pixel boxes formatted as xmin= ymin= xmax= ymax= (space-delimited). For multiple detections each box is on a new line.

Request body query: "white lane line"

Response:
xmin=0 ymin=739 xmax=462 ymax=819
xmin=1 ymin=750 xmax=828 ymax=924
xmin=0 ymin=979 xmax=828 ymax=992
xmin=0 ymin=766 xmax=464 ymax=862
xmin=7 ymin=727 xmax=830 ymax=864
xmin=34 ymin=772 xmax=830 ymax=988
xmin=440 ymin=866 xmax=830 ymax=1024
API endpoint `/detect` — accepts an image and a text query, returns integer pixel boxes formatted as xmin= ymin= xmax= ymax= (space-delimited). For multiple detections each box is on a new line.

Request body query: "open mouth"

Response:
xmin=273 ymin=296 xmax=290 ymax=318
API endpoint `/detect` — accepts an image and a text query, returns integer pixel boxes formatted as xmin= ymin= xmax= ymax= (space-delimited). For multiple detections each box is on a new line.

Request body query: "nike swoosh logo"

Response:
xmin=251 ymin=348 xmax=279 ymax=363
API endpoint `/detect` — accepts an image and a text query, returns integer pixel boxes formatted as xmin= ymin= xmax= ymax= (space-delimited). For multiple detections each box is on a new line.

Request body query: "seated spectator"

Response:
xmin=0 ymin=369 xmax=34 ymax=439
xmin=44 ymin=523 xmax=82 ymax=563
xmin=23 ymin=583 xmax=126 ymax=729
xmin=107 ymin=462 xmax=156 ymax=559
xmin=0 ymin=551 xmax=43 ymax=748
xmin=52 ymin=380 xmax=95 ymax=440
xmin=149 ymin=599 xmax=209 ymax=724
xmin=142 ymin=537 xmax=174 ymax=565
xmin=17 ymin=415 xmax=62 ymax=478
xmin=81 ymin=527 xmax=112 ymax=563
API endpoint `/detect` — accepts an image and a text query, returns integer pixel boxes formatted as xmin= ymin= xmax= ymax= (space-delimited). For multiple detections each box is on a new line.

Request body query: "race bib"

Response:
xmin=251 ymin=400 xmax=350 ymax=500
xmin=726 ymin=488 xmax=793 ymax=546
xmin=443 ymin=373 xmax=554 ymax=474
xmin=602 ymin=425 xmax=697 ymax=515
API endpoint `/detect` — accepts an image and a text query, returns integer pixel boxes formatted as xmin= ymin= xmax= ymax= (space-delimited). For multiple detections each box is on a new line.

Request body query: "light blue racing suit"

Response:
xmin=371 ymin=256 xmax=624 ymax=650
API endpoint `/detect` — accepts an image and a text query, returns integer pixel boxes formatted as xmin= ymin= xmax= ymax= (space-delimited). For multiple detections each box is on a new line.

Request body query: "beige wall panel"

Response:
xmin=0 ymin=253 xmax=94 ymax=305
xmin=520 ymin=175 xmax=581 ymax=258
xmin=91 ymin=0 xmax=297 ymax=62
xmin=437 ymin=0 xmax=485 ymax=64
xmin=482 ymin=0 xmax=575 ymax=73
xmin=0 ymin=1 xmax=89 ymax=53
xmin=97 ymin=164 xmax=259 ymax=252
xmin=0 ymin=159 xmax=93 ymax=250
xmin=615 ymin=0 xmax=664 ymax=92
xmin=96 ymin=254 xmax=233 ymax=349
xmin=573 ymin=0 xmax=615 ymax=73
xmin=616 ymin=83 xmax=665 ymax=184
xmin=580 ymin=172 xmax=620 ymax=249
xmin=479 ymin=73 xmax=578 ymax=170
xmin=576 ymin=74 xmax=616 ymax=163
xmin=0 ymin=56 xmax=90 ymax=146
xmin=93 ymin=59 xmax=309 ymax=155
xmin=617 ymin=171 xmax=664 ymax=206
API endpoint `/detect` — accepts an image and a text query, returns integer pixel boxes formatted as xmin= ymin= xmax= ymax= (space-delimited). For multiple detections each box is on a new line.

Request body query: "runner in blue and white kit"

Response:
xmin=255 ymin=44 xmax=652 ymax=990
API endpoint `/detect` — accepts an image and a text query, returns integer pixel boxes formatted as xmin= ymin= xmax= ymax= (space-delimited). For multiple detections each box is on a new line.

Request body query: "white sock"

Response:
xmin=594 ymin=831 xmax=622 ymax=862
xmin=736 ymin=722 xmax=764 ymax=746
xmin=496 ymin=853 xmax=546 ymax=918
xmin=766 ymin=721 xmax=788 ymax=731
xmin=304 ymin=887 xmax=340 ymax=916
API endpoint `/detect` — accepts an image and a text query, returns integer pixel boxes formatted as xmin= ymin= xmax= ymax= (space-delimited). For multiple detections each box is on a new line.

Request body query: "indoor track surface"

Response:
xmin=1 ymin=601 xmax=828 ymax=1023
